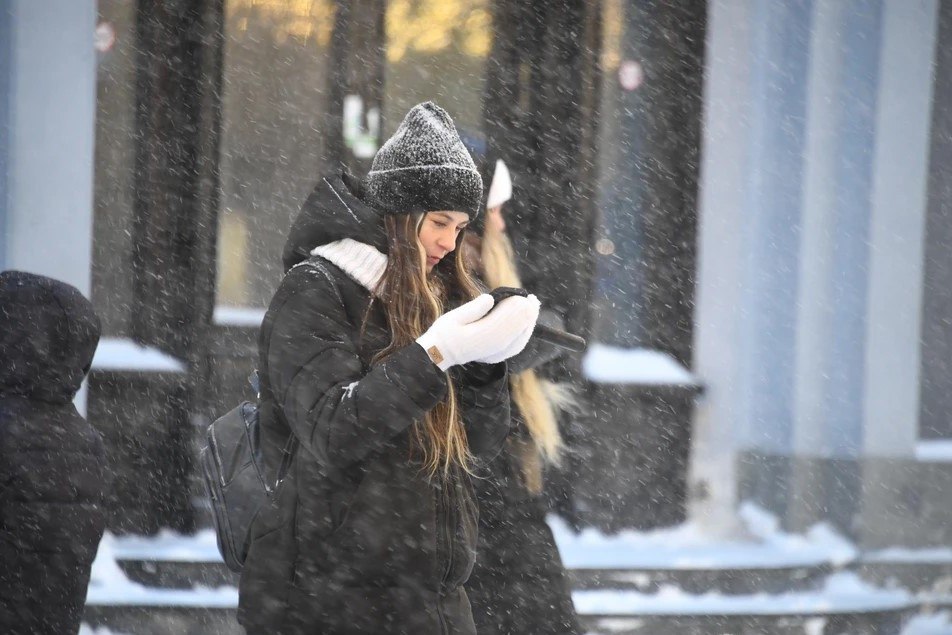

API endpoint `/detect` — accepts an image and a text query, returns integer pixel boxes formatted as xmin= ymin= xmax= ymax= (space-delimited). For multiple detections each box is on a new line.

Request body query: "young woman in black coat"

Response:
xmin=237 ymin=102 xmax=541 ymax=635
xmin=463 ymin=160 xmax=583 ymax=635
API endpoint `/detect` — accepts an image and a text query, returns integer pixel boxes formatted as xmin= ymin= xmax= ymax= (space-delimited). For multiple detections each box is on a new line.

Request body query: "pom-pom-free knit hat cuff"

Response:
xmin=362 ymin=101 xmax=483 ymax=218
xmin=363 ymin=164 xmax=483 ymax=217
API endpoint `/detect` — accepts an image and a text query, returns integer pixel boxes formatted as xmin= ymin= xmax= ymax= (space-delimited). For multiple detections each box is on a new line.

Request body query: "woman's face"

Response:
xmin=418 ymin=211 xmax=470 ymax=272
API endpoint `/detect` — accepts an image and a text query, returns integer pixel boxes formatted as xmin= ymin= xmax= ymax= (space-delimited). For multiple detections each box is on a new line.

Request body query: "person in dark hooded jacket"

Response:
xmin=0 ymin=270 xmax=108 ymax=635
xmin=463 ymin=159 xmax=583 ymax=635
xmin=237 ymin=102 xmax=541 ymax=635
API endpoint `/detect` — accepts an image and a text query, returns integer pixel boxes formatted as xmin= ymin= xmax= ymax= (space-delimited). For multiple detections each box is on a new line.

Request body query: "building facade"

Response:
xmin=691 ymin=0 xmax=952 ymax=548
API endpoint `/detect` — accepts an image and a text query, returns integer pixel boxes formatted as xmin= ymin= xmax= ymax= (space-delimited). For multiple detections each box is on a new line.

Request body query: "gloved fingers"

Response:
xmin=476 ymin=294 xmax=540 ymax=330
xmin=494 ymin=293 xmax=541 ymax=316
xmin=443 ymin=293 xmax=495 ymax=325
xmin=507 ymin=319 xmax=537 ymax=356
xmin=477 ymin=321 xmax=536 ymax=364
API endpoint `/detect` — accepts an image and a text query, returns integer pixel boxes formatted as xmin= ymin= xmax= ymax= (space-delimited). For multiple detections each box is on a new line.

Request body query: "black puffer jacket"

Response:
xmin=0 ymin=271 xmax=107 ymax=635
xmin=467 ymin=314 xmax=582 ymax=635
xmin=238 ymin=172 xmax=511 ymax=634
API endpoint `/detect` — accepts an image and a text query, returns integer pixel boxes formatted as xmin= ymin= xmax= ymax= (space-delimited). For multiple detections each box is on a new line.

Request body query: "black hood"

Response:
xmin=282 ymin=169 xmax=389 ymax=271
xmin=0 ymin=271 xmax=101 ymax=404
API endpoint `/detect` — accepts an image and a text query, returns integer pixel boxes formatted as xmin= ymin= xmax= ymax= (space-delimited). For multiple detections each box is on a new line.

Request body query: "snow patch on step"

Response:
xmin=107 ymin=528 xmax=223 ymax=563
xmin=550 ymin=502 xmax=856 ymax=570
xmin=86 ymin=531 xmax=236 ymax=607
xmin=865 ymin=546 xmax=952 ymax=564
xmin=902 ymin=611 xmax=952 ymax=635
xmin=79 ymin=626 xmax=132 ymax=635
xmin=573 ymin=572 xmax=913 ymax=616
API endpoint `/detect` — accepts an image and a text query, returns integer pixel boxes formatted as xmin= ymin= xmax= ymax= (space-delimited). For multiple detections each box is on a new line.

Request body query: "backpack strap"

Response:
xmin=256 ymin=258 xmax=340 ymax=489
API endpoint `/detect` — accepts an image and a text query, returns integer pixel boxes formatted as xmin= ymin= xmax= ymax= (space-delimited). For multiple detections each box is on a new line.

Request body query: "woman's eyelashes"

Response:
xmin=432 ymin=220 xmax=465 ymax=233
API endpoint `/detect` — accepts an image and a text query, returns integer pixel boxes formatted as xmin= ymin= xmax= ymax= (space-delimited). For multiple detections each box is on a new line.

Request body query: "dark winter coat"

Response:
xmin=467 ymin=428 xmax=581 ymax=635
xmin=237 ymin=172 xmax=511 ymax=635
xmin=463 ymin=253 xmax=582 ymax=633
xmin=0 ymin=271 xmax=107 ymax=635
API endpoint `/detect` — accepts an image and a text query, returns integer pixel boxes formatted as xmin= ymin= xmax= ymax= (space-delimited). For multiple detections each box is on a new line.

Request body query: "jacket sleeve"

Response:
xmin=451 ymin=362 xmax=510 ymax=461
xmin=506 ymin=308 xmax=567 ymax=375
xmin=267 ymin=267 xmax=449 ymax=469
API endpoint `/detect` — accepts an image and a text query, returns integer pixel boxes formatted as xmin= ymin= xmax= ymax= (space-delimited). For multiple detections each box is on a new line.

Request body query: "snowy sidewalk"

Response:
xmin=82 ymin=503 xmax=952 ymax=634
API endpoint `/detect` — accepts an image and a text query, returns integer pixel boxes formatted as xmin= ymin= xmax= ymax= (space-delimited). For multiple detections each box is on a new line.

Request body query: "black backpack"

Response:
xmin=200 ymin=274 xmax=301 ymax=573
xmin=200 ymin=395 xmax=295 ymax=573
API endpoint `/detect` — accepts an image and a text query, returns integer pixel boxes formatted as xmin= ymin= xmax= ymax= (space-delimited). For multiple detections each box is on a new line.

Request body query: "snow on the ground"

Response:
xmin=916 ymin=440 xmax=952 ymax=463
xmin=86 ymin=531 xmax=236 ymax=607
xmin=79 ymin=626 xmax=132 ymax=635
xmin=213 ymin=305 xmax=266 ymax=327
xmin=865 ymin=546 xmax=952 ymax=564
xmin=582 ymin=343 xmax=697 ymax=385
xmin=90 ymin=338 xmax=186 ymax=373
xmin=572 ymin=571 xmax=913 ymax=616
xmin=549 ymin=502 xmax=857 ymax=570
xmin=902 ymin=611 xmax=952 ymax=635
xmin=106 ymin=528 xmax=223 ymax=562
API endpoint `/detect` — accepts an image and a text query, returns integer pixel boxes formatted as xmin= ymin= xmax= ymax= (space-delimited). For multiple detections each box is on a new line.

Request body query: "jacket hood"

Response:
xmin=282 ymin=169 xmax=389 ymax=271
xmin=0 ymin=271 xmax=101 ymax=403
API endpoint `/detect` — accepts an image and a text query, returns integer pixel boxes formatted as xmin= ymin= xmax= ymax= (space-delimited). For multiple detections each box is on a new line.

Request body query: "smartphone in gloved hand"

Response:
xmin=488 ymin=287 xmax=529 ymax=309
xmin=486 ymin=287 xmax=587 ymax=352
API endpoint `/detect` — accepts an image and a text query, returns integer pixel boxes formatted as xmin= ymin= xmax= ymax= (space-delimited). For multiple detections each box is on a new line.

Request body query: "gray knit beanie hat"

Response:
xmin=362 ymin=102 xmax=483 ymax=219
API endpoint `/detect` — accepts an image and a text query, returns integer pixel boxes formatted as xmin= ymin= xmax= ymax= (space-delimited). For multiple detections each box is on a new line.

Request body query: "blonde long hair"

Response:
xmin=370 ymin=213 xmax=481 ymax=478
xmin=479 ymin=210 xmax=564 ymax=493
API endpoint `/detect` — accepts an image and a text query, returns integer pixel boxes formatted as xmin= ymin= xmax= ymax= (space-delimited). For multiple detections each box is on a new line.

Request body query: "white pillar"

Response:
xmin=793 ymin=1 xmax=885 ymax=461
xmin=690 ymin=0 xmax=813 ymax=536
xmin=689 ymin=0 xmax=757 ymax=537
xmin=4 ymin=0 xmax=97 ymax=297
xmin=862 ymin=0 xmax=938 ymax=458
xmin=791 ymin=1 xmax=843 ymax=458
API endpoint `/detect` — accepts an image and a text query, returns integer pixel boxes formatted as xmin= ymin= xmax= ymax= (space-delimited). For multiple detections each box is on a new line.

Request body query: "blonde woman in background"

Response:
xmin=463 ymin=159 xmax=582 ymax=635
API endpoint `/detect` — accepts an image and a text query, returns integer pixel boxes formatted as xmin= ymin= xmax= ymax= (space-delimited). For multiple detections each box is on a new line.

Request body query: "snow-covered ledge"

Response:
xmin=915 ymin=440 xmax=952 ymax=463
xmin=91 ymin=338 xmax=186 ymax=374
xmin=212 ymin=305 xmax=266 ymax=328
xmin=582 ymin=343 xmax=698 ymax=387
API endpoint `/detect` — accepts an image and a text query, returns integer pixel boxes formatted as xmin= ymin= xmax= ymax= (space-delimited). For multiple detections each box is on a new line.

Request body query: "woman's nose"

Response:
xmin=439 ymin=232 xmax=456 ymax=252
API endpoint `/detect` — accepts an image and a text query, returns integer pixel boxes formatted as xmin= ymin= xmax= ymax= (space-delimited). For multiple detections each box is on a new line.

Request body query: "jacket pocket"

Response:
xmin=325 ymin=456 xmax=437 ymax=586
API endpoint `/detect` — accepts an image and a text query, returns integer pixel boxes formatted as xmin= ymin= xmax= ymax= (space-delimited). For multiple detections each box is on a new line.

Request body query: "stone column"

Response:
xmin=3 ymin=0 xmax=97 ymax=294
xmin=689 ymin=0 xmax=757 ymax=537
xmin=787 ymin=0 xmax=885 ymax=534
xmin=856 ymin=0 xmax=938 ymax=548
xmin=692 ymin=0 xmax=815 ymax=533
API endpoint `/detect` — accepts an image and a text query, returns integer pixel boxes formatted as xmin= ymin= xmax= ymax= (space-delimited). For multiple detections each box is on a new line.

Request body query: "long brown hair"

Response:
xmin=370 ymin=213 xmax=481 ymax=478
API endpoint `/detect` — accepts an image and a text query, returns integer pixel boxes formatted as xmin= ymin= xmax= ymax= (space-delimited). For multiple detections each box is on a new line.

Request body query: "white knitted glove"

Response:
xmin=416 ymin=294 xmax=498 ymax=371
xmin=471 ymin=294 xmax=541 ymax=364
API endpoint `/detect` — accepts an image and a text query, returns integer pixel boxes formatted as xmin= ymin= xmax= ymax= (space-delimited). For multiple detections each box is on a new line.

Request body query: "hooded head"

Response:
xmin=0 ymin=271 xmax=101 ymax=404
